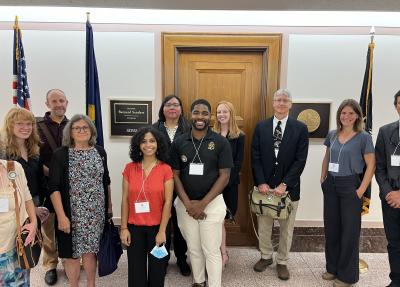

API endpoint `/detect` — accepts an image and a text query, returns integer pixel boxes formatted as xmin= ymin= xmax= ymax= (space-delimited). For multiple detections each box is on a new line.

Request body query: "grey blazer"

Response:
xmin=375 ymin=120 xmax=400 ymax=200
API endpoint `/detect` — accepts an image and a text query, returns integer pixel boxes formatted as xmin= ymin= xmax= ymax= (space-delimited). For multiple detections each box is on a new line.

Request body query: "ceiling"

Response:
xmin=1 ymin=0 xmax=400 ymax=12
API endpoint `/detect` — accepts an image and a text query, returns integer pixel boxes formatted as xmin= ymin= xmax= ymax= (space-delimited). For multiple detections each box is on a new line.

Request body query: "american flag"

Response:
xmin=13 ymin=16 xmax=31 ymax=110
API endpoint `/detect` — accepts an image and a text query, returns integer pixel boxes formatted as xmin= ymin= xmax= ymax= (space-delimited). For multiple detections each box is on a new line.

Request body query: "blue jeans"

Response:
xmin=382 ymin=200 xmax=400 ymax=285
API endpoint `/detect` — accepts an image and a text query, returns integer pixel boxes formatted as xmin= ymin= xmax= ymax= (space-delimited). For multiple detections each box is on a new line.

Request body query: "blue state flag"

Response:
xmin=86 ymin=19 xmax=104 ymax=147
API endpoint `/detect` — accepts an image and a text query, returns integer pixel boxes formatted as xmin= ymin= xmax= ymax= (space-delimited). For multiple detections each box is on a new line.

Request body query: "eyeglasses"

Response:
xmin=273 ymin=99 xmax=291 ymax=104
xmin=164 ymin=103 xmax=180 ymax=108
xmin=14 ymin=122 xmax=33 ymax=128
xmin=71 ymin=126 xmax=90 ymax=132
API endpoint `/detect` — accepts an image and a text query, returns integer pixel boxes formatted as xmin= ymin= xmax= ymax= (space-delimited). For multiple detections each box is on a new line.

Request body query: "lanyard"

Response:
xmin=190 ymin=132 xmax=204 ymax=164
xmin=135 ymin=160 xmax=157 ymax=203
xmin=329 ymin=136 xmax=346 ymax=164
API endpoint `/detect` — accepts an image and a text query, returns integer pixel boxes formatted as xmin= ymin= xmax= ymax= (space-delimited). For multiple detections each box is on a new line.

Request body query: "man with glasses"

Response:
xmin=170 ymin=99 xmax=233 ymax=287
xmin=36 ymin=89 xmax=69 ymax=285
xmin=251 ymin=89 xmax=309 ymax=280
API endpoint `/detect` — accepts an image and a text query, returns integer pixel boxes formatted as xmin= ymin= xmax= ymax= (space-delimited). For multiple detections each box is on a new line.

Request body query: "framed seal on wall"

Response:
xmin=289 ymin=101 xmax=331 ymax=139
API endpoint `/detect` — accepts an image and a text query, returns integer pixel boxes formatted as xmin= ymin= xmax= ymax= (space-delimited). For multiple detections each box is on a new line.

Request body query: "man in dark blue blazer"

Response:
xmin=251 ymin=89 xmax=309 ymax=280
xmin=375 ymin=90 xmax=400 ymax=287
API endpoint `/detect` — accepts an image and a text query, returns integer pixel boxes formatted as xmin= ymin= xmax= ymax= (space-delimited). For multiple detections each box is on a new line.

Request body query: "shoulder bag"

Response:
xmin=7 ymin=160 xmax=43 ymax=269
xmin=249 ymin=186 xmax=292 ymax=220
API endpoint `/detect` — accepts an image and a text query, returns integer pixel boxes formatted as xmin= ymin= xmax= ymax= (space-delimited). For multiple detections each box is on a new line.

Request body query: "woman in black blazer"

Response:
xmin=214 ymin=100 xmax=245 ymax=268
xmin=48 ymin=114 xmax=112 ymax=287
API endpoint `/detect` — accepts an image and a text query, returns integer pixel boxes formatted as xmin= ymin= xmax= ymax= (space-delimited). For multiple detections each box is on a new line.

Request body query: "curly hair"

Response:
xmin=1 ymin=107 xmax=40 ymax=159
xmin=129 ymin=126 xmax=168 ymax=163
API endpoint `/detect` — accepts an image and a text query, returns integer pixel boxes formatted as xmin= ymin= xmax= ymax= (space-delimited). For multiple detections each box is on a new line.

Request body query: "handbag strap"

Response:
xmin=37 ymin=120 xmax=58 ymax=152
xmin=8 ymin=161 xmax=31 ymax=268
xmin=7 ymin=161 xmax=22 ymax=235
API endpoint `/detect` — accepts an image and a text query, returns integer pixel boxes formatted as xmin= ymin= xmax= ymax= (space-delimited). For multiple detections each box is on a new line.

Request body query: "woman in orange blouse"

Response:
xmin=120 ymin=126 xmax=173 ymax=287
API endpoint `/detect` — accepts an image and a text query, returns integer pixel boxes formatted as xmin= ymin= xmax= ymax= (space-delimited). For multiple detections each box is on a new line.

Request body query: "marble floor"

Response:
xmin=30 ymin=248 xmax=390 ymax=286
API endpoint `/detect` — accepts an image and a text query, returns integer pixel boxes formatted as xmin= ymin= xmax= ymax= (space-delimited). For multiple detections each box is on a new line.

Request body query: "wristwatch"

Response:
xmin=282 ymin=182 xmax=287 ymax=187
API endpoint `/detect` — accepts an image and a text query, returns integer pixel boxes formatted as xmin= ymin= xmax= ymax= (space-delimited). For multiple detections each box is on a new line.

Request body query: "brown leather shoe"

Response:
xmin=277 ymin=264 xmax=290 ymax=280
xmin=253 ymin=258 xmax=273 ymax=272
xmin=322 ymin=271 xmax=336 ymax=281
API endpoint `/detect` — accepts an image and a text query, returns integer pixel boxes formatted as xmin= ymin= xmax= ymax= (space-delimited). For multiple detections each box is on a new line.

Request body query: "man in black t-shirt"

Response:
xmin=37 ymin=89 xmax=69 ymax=286
xmin=170 ymin=99 xmax=233 ymax=287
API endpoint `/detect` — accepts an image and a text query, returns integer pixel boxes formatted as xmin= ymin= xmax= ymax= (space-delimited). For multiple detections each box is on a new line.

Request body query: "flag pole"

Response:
xmin=359 ymin=25 xmax=376 ymax=274
xmin=86 ymin=12 xmax=90 ymax=22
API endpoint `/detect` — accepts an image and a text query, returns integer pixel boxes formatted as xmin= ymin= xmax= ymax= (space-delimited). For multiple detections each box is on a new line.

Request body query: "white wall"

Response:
xmin=1 ymin=24 xmax=399 ymax=225
xmin=0 ymin=29 xmax=155 ymax=219
xmin=287 ymin=34 xmax=400 ymax=224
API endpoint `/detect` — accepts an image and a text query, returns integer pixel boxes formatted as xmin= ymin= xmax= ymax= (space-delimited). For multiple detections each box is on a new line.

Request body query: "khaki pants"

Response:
xmin=175 ymin=195 xmax=226 ymax=287
xmin=257 ymin=201 xmax=299 ymax=265
xmin=41 ymin=213 xmax=59 ymax=271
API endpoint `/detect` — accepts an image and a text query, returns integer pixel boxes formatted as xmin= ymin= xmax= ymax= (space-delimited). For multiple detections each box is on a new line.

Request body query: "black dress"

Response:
xmin=222 ymin=132 xmax=245 ymax=217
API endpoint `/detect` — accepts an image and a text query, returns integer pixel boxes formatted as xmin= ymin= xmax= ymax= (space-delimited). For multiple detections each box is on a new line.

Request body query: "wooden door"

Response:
xmin=163 ymin=33 xmax=282 ymax=245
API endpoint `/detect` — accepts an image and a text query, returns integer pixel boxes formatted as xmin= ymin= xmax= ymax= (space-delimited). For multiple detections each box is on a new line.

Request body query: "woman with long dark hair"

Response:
xmin=120 ymin=127 xmax=173 ymax=286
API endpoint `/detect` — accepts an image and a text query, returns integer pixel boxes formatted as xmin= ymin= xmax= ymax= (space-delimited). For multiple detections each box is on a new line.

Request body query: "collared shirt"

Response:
xmin=170 ymin=128 xmax=233 ymax=200
xmin=272 ymin=115 xmax=289 ymax=137
xmin=273 ymin=115 xmax=288 ymax=157
xmin=37 ymin=111 xmax=69 ymax=167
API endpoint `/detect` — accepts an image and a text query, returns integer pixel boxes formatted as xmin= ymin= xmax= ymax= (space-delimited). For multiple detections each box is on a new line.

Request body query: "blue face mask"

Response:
xmin=150 ymin=244 xmax=168 ymax=259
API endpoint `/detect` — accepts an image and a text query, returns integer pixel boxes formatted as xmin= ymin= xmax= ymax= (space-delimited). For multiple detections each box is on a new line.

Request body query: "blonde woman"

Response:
xmin=214 ymin=101 xmax=245 ymax=268
xmin=1 ymin=107 xmax=48 ymax=221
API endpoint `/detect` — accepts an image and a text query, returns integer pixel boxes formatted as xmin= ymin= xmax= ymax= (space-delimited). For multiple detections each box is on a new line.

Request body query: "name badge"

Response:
xmin=0 ymin=198 xmax=9 ymax=213
xmin=328 ymin=162 xmax=339 ymax=173
xmin=391 ymin=155 xmax=400 ymax=166
xmin=189 ymin=163 xmax=204 ymax=175
xmin=135 ymin=201 xmax=150 ymax=213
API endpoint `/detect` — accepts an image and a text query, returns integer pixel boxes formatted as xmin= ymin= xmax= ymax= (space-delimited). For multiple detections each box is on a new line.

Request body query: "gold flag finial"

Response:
xmin=86 ymin=12 xmax=90 ymax=22
xmin=14 ymin=15 xmax=19 ymax=29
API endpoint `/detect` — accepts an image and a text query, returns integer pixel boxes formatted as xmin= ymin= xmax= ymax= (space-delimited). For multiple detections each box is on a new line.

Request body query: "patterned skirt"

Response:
xmin=0 ymin=248 xmax=29 ymax=287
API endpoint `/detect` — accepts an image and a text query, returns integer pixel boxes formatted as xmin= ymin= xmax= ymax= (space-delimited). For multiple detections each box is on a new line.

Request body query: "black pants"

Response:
xmin=322 ymin=174 xmax=362 ymax=284
xmin=382 ymin=200 xmax=400 ymax=285
xmin=222 ymin=184 xmax=238 ymax=217
xmin=165 ymin=201 xmax=187 ymax=262
xmin=127 ymin=224 xmax=168 ymax=287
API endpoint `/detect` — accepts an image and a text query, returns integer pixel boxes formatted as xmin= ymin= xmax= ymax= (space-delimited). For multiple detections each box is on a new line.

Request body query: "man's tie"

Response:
xmin=273 ymin=120 xmax=282 ymax=151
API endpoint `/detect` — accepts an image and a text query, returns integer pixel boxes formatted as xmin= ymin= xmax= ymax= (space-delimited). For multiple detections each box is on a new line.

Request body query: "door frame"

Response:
xmin=162 ymin=32 xmax=282 ymax=245
xmin=162 ymin=32 xmax=282 ymax=118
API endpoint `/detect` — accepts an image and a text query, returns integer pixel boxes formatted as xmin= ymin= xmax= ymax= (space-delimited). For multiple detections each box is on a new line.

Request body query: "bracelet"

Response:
xmin=120 ymin=227 xmax=128 ymax=230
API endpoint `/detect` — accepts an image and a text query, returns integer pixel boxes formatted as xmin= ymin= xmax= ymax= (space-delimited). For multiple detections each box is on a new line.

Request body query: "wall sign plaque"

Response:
xmin=110 ymin=99 xmax=152 ymax=137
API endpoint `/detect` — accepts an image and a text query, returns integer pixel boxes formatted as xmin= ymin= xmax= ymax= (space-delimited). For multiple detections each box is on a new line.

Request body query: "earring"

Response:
xmin=139 ymin=151 xmax=142 ymax=156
